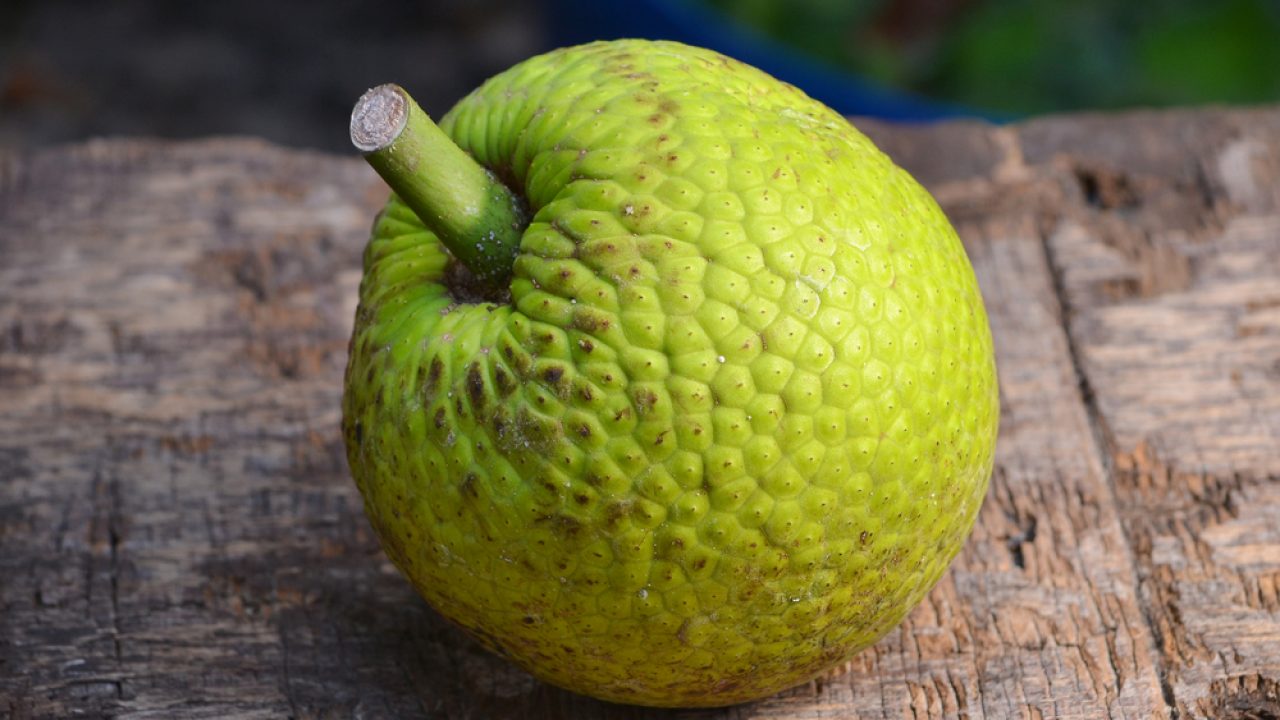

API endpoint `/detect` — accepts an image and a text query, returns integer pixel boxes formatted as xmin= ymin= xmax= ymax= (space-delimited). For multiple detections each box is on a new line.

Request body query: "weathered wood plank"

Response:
xmin=1029 ymin=109 xmax=1280 ymax=719
xmin=1 ymin=109 xmax=1277 ymax=719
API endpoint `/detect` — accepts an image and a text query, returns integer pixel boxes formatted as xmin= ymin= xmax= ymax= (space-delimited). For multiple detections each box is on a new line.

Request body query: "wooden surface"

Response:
xmin=2 ymin=107 xmax=1279 ymax=719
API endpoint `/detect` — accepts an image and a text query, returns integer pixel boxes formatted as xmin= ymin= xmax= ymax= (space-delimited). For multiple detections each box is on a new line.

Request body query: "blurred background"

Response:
xmin=3 ymin=0 xmax=1279 ymax=154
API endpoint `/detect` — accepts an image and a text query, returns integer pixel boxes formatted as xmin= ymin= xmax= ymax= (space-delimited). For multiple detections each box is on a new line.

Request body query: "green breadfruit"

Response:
xmin=343 ymin=39 xmax=997 ymax=708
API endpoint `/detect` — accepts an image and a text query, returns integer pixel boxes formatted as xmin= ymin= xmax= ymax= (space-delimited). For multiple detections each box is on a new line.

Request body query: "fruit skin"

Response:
xmin=343 ymin=39 xmax=998 ymax=707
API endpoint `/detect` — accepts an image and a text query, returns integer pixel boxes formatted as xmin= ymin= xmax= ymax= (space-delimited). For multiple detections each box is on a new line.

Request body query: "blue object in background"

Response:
xmin=546 ymin=0 xmax=998 ymax=122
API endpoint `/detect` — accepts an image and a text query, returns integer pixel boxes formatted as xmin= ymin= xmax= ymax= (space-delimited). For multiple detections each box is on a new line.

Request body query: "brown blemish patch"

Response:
xmin=633 ymin=388 xmax=659 ymax=416
xmin=466 ymin=362 xmax=487 ymax=412
xmin=573 ymin=310 xmax=611 ymax=334
xmin=604 ymin=501 xmax=632 ymax=528
xmin=536 ymin=513 xmax=584 ymax=538
xmin=424 ymin=356 xmax=444 ymax=396
xmin=515 ymin=406 xmax=563 ymax=450
xmin=494 ymin=365 xmax=516 ymax=397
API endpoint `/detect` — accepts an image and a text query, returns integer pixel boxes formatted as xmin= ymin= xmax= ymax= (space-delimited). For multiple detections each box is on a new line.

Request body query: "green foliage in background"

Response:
xmin=703 ymin=0 xmax=1280 ymax=114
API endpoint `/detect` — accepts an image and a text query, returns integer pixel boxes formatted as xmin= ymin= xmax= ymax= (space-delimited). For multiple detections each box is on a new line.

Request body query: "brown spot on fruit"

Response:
xmin=494 ymin=365 xmax=516 ymax=397
xmin=426 ymin=356 xmax=444 ymax=394
xmin=633 ymin=388 xmax=659 ymax=415
xmin=467 ymin=363 xmax=486 ymax=412
xmin=604 ymin=501 xmax=631 ymax=527
xmin=556 ymin=515 xmax=582 ymax=537
xmin=574 ymin=311 xmax=606 ymax=333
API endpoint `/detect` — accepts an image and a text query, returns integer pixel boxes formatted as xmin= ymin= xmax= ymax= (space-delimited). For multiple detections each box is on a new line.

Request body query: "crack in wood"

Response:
xmin=1036 ymin=187 xmax=1183 ymax=719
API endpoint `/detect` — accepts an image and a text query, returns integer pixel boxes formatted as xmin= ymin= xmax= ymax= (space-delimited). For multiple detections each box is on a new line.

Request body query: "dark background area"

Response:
xmin=0 ymin=0 xmax=549 ymax=153
xmin=4 ymin=0 xmax=1279 ymax=155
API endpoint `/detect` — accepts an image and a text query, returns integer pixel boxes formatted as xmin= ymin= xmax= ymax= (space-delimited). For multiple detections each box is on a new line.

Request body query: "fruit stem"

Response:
xmin=350 ymin=83 xmax=525 ymax=289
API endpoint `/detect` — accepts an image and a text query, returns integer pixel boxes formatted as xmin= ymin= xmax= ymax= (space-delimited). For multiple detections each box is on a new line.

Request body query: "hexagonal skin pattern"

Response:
xmin=343 ymin=40 xmax=998 ymax=708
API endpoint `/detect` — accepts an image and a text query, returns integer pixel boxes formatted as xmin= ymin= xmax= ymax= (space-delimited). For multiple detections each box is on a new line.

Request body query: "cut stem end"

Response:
xmin=350 ymin=85 xmax=409 ymax=153
xmin=351 ymin=83 xmax=525 ymax=293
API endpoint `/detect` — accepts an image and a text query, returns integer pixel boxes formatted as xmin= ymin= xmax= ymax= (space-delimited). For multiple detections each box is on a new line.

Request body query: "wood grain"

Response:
xmin=1028 ymin=110 xmax=1280 ymax=720
xmin=2 ymin=108 xmax=1278 ymax=719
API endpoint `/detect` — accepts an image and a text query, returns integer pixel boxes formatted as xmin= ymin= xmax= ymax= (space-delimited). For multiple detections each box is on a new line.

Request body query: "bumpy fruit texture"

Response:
xmin=344 ymin=40 xmax=998 ymax=707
